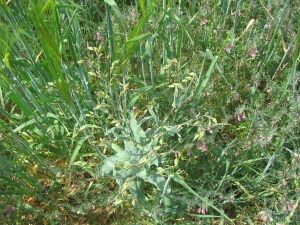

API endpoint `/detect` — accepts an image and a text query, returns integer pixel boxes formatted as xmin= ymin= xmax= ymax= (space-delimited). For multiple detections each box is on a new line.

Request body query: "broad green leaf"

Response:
xmin=137 ymin=171 xmax=170 ymax=192
xmin=110 ymin=143 xmax=125 ymax=153
xmin=68 ymin=137 xmax=86 ymax=170
xmin=126 ymin=33 xmax=150 ymax=43
xmin=129 ymin=177 xmax=145 ymax=200
xmin=130 ymin=113 xmax=146 ymax=144
xmin=172 ymin=87 xmax=179 ymax=108
xmin=9 ymin=93 xmax=32 ymax=117
xmin=163 ymin=196 xmax=174 ymax=206
xmin=119 ymin=166 xmax=140 ymax=179
xmin=195 ymin=49 xmax=218 ymax=100
xmin=147 ymin=172 xmax=169 ymax=192
xmin=124 ymin=140 xmax=138 ymax=155
xmin=127 ymin=95 xmax=140 ymax=109
xmin=13 ymin=118 xmax=36 ymax=133
xmin=148 ymin=107 xmax=159 ymax=126
xmin=100 ymin=160 xmax=115 ymax=176
xmin=104 ymin=151 xmax=130 ymax=165
xmin=84 ymin=100 xmax=97 ymax=110
xmin=47 ymin=145 xmax=65 ymax=156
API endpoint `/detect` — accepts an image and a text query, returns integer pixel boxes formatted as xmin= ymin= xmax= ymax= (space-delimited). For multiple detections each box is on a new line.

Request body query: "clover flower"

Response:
xmin=96 ymin=32 xmax=102 ymax=41
xmin=197 ymin=203 xmax=208 ymax=214
xmin=249 ymin=47 xmax=259 ymax=57
xmin=237 ymin=113 xmax=246 ymax=121
xmin=197 ymin=140 xmax=208 ymax=152
xmin=225 ymin=43 xmax=234 ymax=53
xmin=201 ymin=18 xmax=208 ymax=25
xmin=5 ymin=206 xmax=15 ymax=216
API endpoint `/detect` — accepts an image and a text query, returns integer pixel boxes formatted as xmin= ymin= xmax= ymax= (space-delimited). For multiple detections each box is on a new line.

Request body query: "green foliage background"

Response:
xmin=0 ymin=0 xmax=299 ymax=224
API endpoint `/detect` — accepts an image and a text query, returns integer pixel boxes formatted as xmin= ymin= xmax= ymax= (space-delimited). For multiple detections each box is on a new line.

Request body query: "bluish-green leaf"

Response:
xmin=130 ymin=113 xmax=146 ymax=143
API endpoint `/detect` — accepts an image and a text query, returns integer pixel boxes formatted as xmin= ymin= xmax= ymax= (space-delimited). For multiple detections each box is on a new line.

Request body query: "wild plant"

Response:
xmin=0 ymin=0 xmax=299 ymax=224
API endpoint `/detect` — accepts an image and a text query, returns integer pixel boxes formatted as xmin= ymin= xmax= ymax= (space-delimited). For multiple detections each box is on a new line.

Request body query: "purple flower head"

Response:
xmin=228 ymin=195 xmax=235 ymax=203
xmin=238 ymin=9 xmax=242 ymax=16
xmin=197 ymin=203 xmax=208 ymax=214
xmin=233 ymin=93 xmax=240 ymax=100
xmin=258 ymin=211 xmax=273 ymax=222
xmin=237 ymin=113 xmax=246 ymax=121
xmin=131 ymin=9 xmax=136 ymax=18
xmin=5 ymin=206 xmax=15 ymax=216
xmin=201 ymin=18 xmax=208 ymax=25
xmin=197 ymin=140 xmax=208 ymax=152
xmin=178 ymin=8 xmax=183 ymax=16
xmin=283 ymin=201 xmax=294 ymax=212
xmin=207 ymin=126 xmax=214 ymax=133
xmin=225 ymin=43 xmax=234 ymax=53
xmin=96 ymin=32 xmax=102 ymax=41
xmin=249 ymin=47 xmax=259 ymax=57
xmin=132 ymin=106 xmax=137 ymax=111
xmin=293 ymin=153 xmax=300 ymax=162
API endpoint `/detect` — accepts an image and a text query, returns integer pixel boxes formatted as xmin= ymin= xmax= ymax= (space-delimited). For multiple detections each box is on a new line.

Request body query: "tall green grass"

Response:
xmin=1 ymin=0 xmax=299 ymax=224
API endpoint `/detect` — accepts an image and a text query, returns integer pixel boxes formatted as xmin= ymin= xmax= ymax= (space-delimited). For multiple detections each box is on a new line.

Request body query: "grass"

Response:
xmin=0 ymin=0 xmax=299 ymax=224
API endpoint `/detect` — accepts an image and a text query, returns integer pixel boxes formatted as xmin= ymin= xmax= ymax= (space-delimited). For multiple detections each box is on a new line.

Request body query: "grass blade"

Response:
xmin=171 ymin=172 xmax=233 ymax=224
xmin=195 ymin=49 xmax=218 ymax=100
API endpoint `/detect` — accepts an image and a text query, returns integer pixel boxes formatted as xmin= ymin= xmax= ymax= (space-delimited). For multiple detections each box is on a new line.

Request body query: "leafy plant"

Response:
xmin=1 ymin=0 xmax=300 ymax=224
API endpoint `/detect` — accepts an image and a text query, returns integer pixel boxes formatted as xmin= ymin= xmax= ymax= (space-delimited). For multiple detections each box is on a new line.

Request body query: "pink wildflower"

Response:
xmin=207 ymin=126 xmax=214 ymax=134
xmin=132 ymin=106 xmax=137 ymax=111
xmin=233 ymin=93 xmax=240 ymax=100
xmin=293 ymin=153 xmax=300 ymax=162
xmin=178 ymin=9 xmax=183 ymax=16
xmin=237 ymin=113 xmax=246 ymax=121
xmin=197 ymin=140 xmax=208 ymax=152
xmin=225 ymin=43 xmax=234 ymax=53
xmin=131 ymin=9 xmax=136 ymax=18
xmin=228 ymin=195 xmax=234 ymax=203
xmin=283 ymin=201 xmax=294 ymax=212
xmin=249 ymin=47 xmax=259 ymax=57
xmin=197 ymin=203 xmax=208 ymax=214
xmin=258 ymin=211 xmax=273 ymax=222
xmin=201 ymin=18 xmax=208 ymax=25
xmin=5 ymin=206 xmax=15 ymax=216
xmin=96 ymin=32 xmax=102 ymax=41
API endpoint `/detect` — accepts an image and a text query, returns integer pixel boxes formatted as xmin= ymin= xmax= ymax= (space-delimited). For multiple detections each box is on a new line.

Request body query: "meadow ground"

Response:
xmin=0 ymin=0 xmax=299 ymax=224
